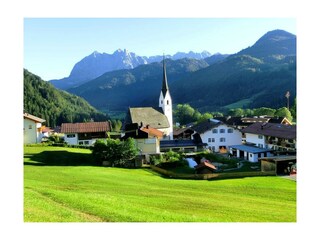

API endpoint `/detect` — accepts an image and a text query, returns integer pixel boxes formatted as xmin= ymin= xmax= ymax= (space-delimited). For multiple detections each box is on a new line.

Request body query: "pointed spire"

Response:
xmin=162 ymin=54 xmax=169 ymax=96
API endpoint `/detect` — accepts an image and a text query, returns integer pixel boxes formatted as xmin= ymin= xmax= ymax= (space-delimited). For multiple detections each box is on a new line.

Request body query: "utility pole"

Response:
xmin=285 ymin=91 xmax=290 ymax=109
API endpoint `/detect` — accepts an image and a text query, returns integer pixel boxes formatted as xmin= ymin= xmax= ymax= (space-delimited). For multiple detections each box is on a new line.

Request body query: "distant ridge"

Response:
xmin=49 ymin=49 xmax=213 ymax=90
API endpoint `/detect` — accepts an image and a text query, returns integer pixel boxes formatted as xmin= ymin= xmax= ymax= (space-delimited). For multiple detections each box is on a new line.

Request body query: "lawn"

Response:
xmin=24 ymin=145 xmax=296 ymax=222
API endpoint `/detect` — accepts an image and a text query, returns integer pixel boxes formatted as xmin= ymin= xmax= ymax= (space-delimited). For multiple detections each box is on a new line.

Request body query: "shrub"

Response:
xmin=92 ymin=138 xmax=138 ymax=167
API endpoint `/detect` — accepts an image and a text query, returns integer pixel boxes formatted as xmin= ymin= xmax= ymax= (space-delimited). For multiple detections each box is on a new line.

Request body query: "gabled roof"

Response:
xmin=195 ymin=161 xmax=217 ymax=171
xmin=241 ymin=122 xmax=296 ymax=139
xmin=61 ymin=122 xmax=111 ymax=133
xmin=173 ymin=127 xmax=194 ymax=136
xmin=140 ymin=126 xmax=164 ymax=138
xmin=23 ymin=113 xmax=46 ymax=123
xmin=191 ymin=120 xmax=222 ymax=134
xmin=128 ymin=107 xmax=170 ymax=129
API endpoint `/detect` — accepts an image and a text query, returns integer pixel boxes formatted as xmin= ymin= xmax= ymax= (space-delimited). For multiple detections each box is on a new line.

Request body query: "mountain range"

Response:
xmin=64 ymin=29 xmax=296 ymax=115
xmin=50 ymin=49 xmax=215 ymax=90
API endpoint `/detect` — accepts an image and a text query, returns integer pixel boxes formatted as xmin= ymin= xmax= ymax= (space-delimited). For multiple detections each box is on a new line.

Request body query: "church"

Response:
xmin=124 ymin=57 xmax=173 ymax=140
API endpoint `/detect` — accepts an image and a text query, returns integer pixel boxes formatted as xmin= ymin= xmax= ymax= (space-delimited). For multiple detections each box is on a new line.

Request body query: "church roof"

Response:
xmin=161 ymin=57 xmax=169 ymax=97
xmin=128 ymin=107 xmax=170 ymax=129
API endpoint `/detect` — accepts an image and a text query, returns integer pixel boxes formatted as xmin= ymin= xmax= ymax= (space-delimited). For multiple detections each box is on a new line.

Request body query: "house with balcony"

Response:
xmin=229 ymin=122 xmax=296 ymax=162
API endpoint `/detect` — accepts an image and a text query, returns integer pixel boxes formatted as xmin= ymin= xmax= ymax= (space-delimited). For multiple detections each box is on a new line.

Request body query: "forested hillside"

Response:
xmin=24 ymin=69 xmax=109 ymax=127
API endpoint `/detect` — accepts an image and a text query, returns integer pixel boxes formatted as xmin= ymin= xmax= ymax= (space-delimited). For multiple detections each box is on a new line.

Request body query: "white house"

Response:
xmin=61 ymin=121 xmax=111 ymax=145
xmin=23 ymin=113 xmax=46 ymax=144
xmin=192 ymin=119 xmax=242 ymax=153
xmin=229 ymin=122 xmax=296 ymax=162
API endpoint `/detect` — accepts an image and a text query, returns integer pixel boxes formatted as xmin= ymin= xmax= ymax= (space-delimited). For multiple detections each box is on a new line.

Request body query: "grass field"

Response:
xmin=24 ymin=145 xmax=296 ymax=222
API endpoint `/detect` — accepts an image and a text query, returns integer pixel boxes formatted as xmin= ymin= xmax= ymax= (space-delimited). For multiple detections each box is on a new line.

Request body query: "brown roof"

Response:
xmin=23 ymin=113 xmax=46 ymax=123
xmin=173 ymin=127 xmax=194 ymax=136
xmin=140 ymin=126 xmax=164 ymax=138
xmin=61 ymin=122 xmax=111 ymax=133
xmin=241 ymin=122 xmax=296 ymax=139
xmin=195 ymin=161 xmax=217 ymax=170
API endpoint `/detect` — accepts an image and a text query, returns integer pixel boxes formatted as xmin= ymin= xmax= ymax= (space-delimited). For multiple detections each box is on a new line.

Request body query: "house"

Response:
xmin=191 ymin=119 xmax=242 ymax=153
xmin=241 ymin=122 xmax=296 ymax=152
xmin=195 ymin=161 xmax=217 ymax=174
xmin=122 ymin=123 xmax=163 ymax=155
xmin=229 ymin=122 xmax=296 ymax=162
xmin=124 ymin=57 xmax=173 ymax=140
xmin=23 ymin=113 xmax=46 ymax=144
xmin=61 ymin=121 xmax=111 ymax=145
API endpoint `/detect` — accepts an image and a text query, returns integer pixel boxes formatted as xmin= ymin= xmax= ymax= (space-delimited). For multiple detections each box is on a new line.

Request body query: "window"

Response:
xmin=79 ymin=141 xmax=83 ymax=145
xmin=67 ymin=134 xmax=75 ymax=138
xmin=161 ymin=100 xmax=163 ymax=104
xmin=212 ymin=129 xmax=218 ymax=134
xmin=84 ymin=141 xmax=89 ymax=145
xmin=220 ymin=129 xmax=225 ymax=133
xmin=212 ymin=146 xmax=215 ymax=152
xmin=258 ymin=135 xmax=263 ymax=139
xmin=227 ymin=128 xmax=233 ymax=133
xmin=258 ymin=144 xmax=263 ymax=148
xmin=208 ymin=138 xmax=211 ymax=142
xmin=212 ymin=138 xmax=215 ymax=142
xmin=167 ymin=100 xmax=169 ymax=105
xmin=220 ymin=138 xmax=226 ymax=142
xmin=29 ymin=125 xmax=32 ymax=129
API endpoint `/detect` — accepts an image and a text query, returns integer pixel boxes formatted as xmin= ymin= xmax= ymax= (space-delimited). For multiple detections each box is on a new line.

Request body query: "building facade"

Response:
xmin=23 ymin=113 xmax=46 ymax=144
xmin=192 ymin=119 xmax=242 ymax=153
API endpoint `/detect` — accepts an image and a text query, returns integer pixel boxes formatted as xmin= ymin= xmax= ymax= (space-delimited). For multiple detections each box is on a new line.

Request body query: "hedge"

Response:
xmin=150 ymin=165 xmax=275 ymax=180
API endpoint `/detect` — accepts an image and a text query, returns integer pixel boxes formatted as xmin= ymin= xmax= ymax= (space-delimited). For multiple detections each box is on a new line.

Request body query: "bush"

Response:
xmin=92 ymin=138 xmax=138 ymax=167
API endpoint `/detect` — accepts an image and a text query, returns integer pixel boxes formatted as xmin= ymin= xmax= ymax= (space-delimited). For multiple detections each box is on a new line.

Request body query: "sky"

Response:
xmin=24 ymin=18 xmax=296 ymax=80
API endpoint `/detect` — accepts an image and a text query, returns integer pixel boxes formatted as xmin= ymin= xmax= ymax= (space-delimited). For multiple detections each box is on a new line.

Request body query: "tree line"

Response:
xmin=174 ymin=103 xmax=296 ymax=126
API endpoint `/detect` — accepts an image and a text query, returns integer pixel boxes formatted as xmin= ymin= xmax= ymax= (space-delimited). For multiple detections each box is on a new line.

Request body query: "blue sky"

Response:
xmin=24 ymin=18 xmax=296 ymax=80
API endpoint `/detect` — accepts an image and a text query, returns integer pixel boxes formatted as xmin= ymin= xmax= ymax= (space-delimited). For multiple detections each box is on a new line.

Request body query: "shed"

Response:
xmin=259 ymin=156 xmax=296 ymax=175
xmin=195 ymin=161 xmax=217 ymax=174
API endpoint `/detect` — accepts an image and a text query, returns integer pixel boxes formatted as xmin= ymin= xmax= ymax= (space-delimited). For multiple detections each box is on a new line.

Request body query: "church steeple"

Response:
xmin=161 ymin=55 xmax=169 ymax=97
xmin=159 ymin=54 xmax=173 ymax=140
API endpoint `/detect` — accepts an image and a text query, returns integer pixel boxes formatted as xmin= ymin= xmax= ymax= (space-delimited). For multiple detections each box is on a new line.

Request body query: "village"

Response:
xmin=23 ymin=58 xmax=296 ymax=178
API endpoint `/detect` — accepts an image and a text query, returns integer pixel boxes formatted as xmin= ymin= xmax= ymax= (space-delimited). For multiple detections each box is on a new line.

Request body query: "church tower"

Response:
xmin=159 ymin=56 xmax=173 ymax=139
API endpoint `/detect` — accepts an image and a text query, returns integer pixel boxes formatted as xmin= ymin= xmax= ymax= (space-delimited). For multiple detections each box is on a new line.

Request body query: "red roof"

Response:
xmin=61 ymin=122 xmax=111 ymax=133
xmin=195 ymin=161 xmax=217 ymax=171
xmin=140 ymin=126 xmax=164 ymax=138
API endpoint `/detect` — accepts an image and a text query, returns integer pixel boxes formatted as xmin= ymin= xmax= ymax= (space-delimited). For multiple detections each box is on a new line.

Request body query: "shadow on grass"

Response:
xmin=24 ymin=150 xmax=98 ymax=166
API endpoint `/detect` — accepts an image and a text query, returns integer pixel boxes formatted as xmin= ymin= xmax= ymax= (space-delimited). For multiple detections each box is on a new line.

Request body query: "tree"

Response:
xmin=92 ymin=138 xmax=138 ymax=166
xmin=274 ymin=107 xmax=293 ymax=122
xmin=290 ymin=98 xmax=296 ymax=121
xmin=198 ymin=112 xmax=213 ymax=123
xmin=253 ymin=107 xmax=276 ymax=117
xmin=174 ymin=104 xmax=198 ymax=125
xmin=228 ymin=108 xmax=244 ymax=117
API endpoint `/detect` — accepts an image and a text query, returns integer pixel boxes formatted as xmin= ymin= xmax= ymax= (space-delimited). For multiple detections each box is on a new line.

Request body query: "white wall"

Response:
xmin=245 ymin=133 xmax=266 ymax=148
xmin=64 ymin=133 xmax=79 ymax=145
xmin=24 ymin=118 xmax=38 ymax=144
xmin=199 ymin=124 xmax=242 ymax=152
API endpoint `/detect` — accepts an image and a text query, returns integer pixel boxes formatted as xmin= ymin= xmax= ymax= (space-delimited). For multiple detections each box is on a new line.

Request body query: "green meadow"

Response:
xmin=24 ymin=146 xmax=296 ymax=222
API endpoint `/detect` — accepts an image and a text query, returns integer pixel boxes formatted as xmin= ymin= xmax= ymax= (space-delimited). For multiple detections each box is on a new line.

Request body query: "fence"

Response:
xmin=150 ymin=165 xmax=276 ymax=180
